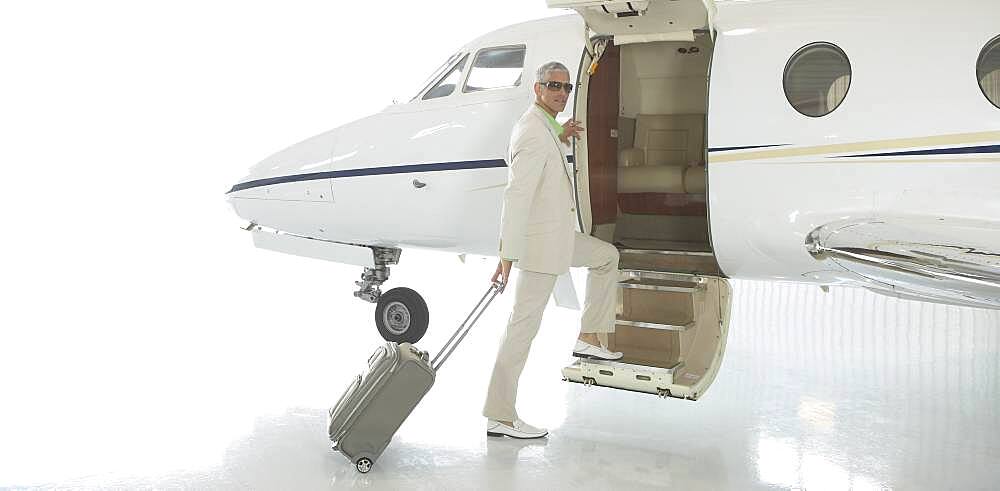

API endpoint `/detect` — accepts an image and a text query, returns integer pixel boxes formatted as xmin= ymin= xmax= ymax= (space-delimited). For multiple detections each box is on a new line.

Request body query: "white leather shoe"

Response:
xmin=573 ymin=340 xmax=624 ymax=360
xmin=486 ymin=418 xmax=548 ymax=439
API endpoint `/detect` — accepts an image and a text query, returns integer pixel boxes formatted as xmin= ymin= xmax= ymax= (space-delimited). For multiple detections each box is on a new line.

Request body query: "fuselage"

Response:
xmin=706 ymin=0 xmax=1000 ymax=293
xmin=227 ymin=0 xmax=1000 ymax=308
xmin=228 ymin=15 xmax=582 ymax=254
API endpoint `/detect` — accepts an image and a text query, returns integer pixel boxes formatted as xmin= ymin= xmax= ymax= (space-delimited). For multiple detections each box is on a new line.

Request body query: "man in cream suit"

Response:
xmin=484 ymin=61 xmax=623 ymax=440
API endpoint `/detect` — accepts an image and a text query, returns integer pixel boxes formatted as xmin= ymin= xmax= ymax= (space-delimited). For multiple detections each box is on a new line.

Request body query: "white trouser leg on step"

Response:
xmin=482 ymin=269 xmax=557 ymax=422
xmin=570 ymin=231 xmax=620 ymax=335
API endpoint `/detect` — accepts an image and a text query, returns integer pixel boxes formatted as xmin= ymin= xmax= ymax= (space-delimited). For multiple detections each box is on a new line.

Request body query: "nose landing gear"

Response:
xmin=375 ymin=287 xmax=428 ymax=344
xmin=352 ymin=246 xmax=429 ymax=344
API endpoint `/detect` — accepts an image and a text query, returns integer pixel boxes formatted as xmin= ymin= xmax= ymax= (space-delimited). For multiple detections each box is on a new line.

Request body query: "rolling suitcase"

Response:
xmin=328 ymin=281 xmax=503 ymax=473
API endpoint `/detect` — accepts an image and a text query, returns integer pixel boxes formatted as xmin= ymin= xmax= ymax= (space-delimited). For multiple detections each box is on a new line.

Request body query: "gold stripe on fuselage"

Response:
xmin=709 ymin=130 xmax=1000 ymax=164
xmin=759 ymin=157 xmax=1000 ymax=165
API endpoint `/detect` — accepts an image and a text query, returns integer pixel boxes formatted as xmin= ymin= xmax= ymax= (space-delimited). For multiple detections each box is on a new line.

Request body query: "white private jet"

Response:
xmin=226 ymin=0 xmax=1000 ymax=400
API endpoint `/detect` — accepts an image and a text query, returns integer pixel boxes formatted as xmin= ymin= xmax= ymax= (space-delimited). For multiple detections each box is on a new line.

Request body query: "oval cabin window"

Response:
xmin=978 ymin=35 xmax=1000 ymax=109
xmin=783 ymin=42 xmax=852 ymax=118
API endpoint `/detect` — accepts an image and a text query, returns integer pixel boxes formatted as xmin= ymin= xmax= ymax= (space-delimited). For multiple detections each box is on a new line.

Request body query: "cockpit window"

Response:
xmin=411 ymin=53 xmax=462 ymax=102
xmin=977 ymin=35 xmax=1000 ymax=109
xmin=463 ymin=45 xmax=526 ymax=93
xmin=421 ymin=54 xmax=469 ymax=101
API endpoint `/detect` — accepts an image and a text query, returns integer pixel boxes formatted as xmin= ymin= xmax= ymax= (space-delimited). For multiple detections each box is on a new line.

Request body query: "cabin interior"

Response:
xmin=585 ymin=35 xmax=715 ymax=254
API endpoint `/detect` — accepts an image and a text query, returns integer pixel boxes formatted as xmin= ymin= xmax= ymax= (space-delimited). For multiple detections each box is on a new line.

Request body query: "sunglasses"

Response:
xmin=539 ymin=81 xmax=574 ymax=93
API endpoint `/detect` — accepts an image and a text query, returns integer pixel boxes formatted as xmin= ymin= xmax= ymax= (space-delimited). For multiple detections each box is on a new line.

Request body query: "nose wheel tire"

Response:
xmin=375 ymin=287 xmax=428 ymax=344
xmin=356 ymin=457 xmax=373 ymax=473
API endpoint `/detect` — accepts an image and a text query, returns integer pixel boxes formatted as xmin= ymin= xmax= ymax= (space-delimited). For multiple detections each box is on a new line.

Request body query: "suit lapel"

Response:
xmin=529 ymin=105 xmax=575 ymax=189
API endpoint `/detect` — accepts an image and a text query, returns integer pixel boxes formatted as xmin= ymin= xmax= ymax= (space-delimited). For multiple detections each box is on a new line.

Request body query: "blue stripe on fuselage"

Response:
xmin=707 ymin=144 xmax=789 ymax=152
xmin=226 ymin=155 xmax=577 ymax=194
xmin=839 ymin=144 xmax=1000 ymax=158
xmin=226 ymin=159 xmax=505 ymax=194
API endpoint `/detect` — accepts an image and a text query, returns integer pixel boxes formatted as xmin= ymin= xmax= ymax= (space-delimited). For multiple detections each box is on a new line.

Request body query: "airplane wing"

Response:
xmin=806 ymin=216 xmax=1000 ymax=309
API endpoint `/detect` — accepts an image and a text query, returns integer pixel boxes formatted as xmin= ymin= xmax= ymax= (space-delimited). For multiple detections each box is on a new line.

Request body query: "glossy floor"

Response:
xmin=2 ymin=252 xmax=999 ymax=490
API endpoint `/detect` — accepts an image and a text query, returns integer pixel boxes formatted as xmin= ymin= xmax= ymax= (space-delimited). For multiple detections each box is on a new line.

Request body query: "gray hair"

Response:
xmin=535 ymin=61 xmax=569 ymax=83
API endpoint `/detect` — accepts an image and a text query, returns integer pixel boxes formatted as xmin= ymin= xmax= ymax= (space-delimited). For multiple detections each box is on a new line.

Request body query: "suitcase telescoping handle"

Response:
xmin=431 ymin=280 xmax=504 ymax=371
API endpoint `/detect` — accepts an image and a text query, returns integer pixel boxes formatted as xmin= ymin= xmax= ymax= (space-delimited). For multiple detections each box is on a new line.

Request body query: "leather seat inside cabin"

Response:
xmin=617 ymin=114 xmax=707 ymax=216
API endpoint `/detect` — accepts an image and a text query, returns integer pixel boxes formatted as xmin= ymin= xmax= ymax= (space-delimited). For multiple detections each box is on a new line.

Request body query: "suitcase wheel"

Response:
xmin=356 ymin=457 xmax=373 ymax=474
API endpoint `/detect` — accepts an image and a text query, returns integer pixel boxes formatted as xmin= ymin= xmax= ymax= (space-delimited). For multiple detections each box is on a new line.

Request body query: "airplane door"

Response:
xmin=547 ymin=0 xmax=715 ymax=42
xmin=551 ymin=0 xmax=727 ymax=400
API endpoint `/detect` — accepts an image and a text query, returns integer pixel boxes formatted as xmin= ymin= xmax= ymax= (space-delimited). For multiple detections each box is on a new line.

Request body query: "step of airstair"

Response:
xmin=618 ymin=247 xmax=721 ymax=276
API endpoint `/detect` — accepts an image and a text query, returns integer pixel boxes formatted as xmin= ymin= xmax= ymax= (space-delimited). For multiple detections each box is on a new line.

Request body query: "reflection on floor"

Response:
xmin=3 ymin=254 xmax=998 ymax=489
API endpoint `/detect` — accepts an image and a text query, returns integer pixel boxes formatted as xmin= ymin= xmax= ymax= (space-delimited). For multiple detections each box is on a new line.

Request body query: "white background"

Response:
xmin=0 ymin=1 xmax=564 ymax=484
xmin=3 ymin=2 xmax=999 ymax=489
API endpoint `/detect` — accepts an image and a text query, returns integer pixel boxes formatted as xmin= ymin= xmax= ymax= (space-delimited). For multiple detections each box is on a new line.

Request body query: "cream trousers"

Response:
xmin=483 ymin=232 xmax=619 ymax=422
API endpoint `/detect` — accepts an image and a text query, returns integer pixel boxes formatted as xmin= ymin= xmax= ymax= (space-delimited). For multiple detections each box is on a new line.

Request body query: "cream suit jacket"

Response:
xmin=498 ymin=104 xmax=577 ymax=275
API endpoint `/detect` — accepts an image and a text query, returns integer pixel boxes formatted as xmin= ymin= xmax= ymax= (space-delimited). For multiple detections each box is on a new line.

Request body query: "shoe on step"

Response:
xmin=486 ymin=418 xmax=548 ymax=439
xmin=573 ymin=340 xmax=623 ymax=360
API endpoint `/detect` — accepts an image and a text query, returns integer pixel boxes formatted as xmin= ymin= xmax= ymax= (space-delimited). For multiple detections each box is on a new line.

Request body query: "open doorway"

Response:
xmin=583 ymin=34 xmax=717 ymax=268
xmin=564 ymin=31 xmax=729 ymax=400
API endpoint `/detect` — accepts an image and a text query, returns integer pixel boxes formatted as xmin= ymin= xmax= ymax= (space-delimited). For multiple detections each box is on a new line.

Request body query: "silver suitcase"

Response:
xmin=328 ymin=281 xmax=503 ymax=473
